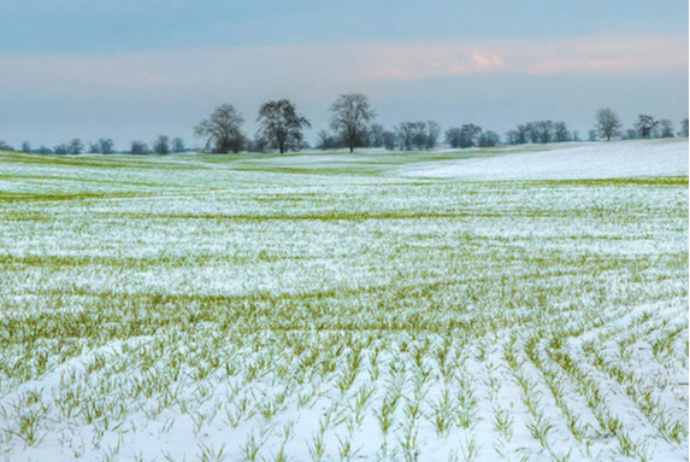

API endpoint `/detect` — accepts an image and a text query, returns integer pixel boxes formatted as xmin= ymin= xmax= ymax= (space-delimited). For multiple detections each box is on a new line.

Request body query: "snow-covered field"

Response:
xmin=403 ymin=140 xmax=689 ymax=180
xmin=0 ymin=140 xmax=687 ymax=462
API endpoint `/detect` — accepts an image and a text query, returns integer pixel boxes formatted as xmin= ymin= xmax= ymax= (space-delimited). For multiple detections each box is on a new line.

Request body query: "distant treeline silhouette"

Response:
xmin=4 ymin=94 xmax=688 ymax=155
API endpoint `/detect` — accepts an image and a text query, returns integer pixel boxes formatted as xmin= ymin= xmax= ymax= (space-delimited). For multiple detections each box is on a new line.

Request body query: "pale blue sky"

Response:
xmin=0 ymin=0 xmax=687 ymax=148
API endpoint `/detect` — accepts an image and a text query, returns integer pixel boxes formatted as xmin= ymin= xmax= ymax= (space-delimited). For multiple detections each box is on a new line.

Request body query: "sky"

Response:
xmin=0 ymin=0 xmax=688 ymax=148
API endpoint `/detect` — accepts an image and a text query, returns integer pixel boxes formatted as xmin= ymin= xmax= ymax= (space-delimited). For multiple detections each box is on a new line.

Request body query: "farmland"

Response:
xmin=0 ymin=140 xmax=687 ymax=461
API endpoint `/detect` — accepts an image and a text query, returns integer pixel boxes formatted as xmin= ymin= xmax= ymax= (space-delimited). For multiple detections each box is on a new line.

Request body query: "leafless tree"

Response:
xmin=594 ymin=108 xmax=622 ymax=141
xmin=195 ymin=104 xmax=246 ymax=153
xmin=553 ymin=121 xmax=570 ymax=142
xmin=381 ymin=130 xmax=397 ymax=150
xmin=504 ymin=130 xmax=519 ymax=145
xmin=99 ymin=138 xmax=114 ymax=154
xmin=153 ymin=135 xmax=170 ymax=154
xmin=257 ymin=99 xmax=311 ymax=154
xmin=68 ymin=138 xmax=84 ymax=154
xmin=460 ymin=124 xmax=482 ymax=148
xmin=623 ymin=129 xmax=637 ymax=140
xmin=515 ymin=124 xmax=529 ymax=144
xmin=130 ymin=141 xmax=150 ymax=155
xmin=411 ymin=122 xmax=428 ymax=150
xmin=426 ymin=120 xmax=440 ymax=149
xmin=445 ymin=124 xmax=482 ymax=148
xmin=658 ymin=119 xmax=674 ymax=138
xmin=53 ymin=144 xmax=68 ymax=155
xmin=477 ymin=130 xmax=500 ymax=147
xmin=505 ymin=125 xmax=530 ymax=145
xmin=634 ymin=114 xmax=658 ymax=139
xmin=681 ymin=118 xmax=689 ymax=137
xmin=316 ymin=130 xmax=339 ymax=150
xmin=531 ymin=121 xmax=553 ymax=144
xmin=588 ymin=130 xmax=597 ymax=141
xmin=172 ymin=137 xmax=185 ymax=153
xmin=526 ymin=123 xmax=540 ymax=143
xmin=369 ymin=124 xmax=385 ymax=148
xmin=330 ymin=93 xmax=376 ymax=152
xmin=396 ymin=122 xmax=416 ymax=151
xmin=89 ymin=138 xmax=114 ymax=154
xmin=395 ymin=121 xmax=438 ymax=151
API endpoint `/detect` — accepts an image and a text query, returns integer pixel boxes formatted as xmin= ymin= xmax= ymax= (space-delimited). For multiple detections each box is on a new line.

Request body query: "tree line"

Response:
xmin=590 ymin=110 xmax=685 ymax=142
xmin=194 ymin=97 xmax=689 ymax=153
xmin=1 ymin=136 xmax=188 ymax=155
xmin=4 ymin=93 xmax=688 ymax=154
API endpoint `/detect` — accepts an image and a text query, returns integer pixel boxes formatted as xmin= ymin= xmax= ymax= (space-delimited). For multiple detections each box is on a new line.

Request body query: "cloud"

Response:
xmin=0 ymin=34 xmax=685 ymax=98
xmin=365 ymin=35 xmax=687 ymax=80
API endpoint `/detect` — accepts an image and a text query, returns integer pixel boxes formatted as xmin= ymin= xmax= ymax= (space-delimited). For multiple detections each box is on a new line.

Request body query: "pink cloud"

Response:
xmin=365 ymin=35 xmax=686 ymax=80
xmin=0 ymin=34 xmax=685 ymax=96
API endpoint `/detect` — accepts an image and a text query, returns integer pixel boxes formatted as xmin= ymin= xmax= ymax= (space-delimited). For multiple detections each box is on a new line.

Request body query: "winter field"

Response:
xmin=0 ymin=139 xmax=688 ymax=462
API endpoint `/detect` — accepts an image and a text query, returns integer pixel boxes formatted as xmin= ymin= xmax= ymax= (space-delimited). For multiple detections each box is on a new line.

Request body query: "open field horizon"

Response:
xmin=0 ymin=139 xmax=688 ymax=461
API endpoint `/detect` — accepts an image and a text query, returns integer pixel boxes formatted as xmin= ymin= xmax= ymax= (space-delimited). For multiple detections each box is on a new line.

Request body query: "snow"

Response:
xmin=402 ymin=140 xmax=689 ymax=180
xmin=0 ymin=143 xmax=687 ymax=461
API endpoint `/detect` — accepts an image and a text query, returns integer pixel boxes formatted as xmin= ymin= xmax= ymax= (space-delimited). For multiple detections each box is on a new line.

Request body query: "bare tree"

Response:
xmin=658 ymin=119 xmax=674 ymax=138
xmin=526 ymin=123 xmax=540 ymax=143
xmin=130 ymin=141 xmax=150 ymax=155
xmin=588 ymin=130 xmax=597 ymax=141
xmin=532 ymin=121 xmax=553 ymax=144
xmin=381 ymin=130 xmax=397 ymax=150
xmin=330 ymin=93 xmax=375 ymax=152
xmin=21 ymin=141 xmax=31 ymax=153
xmin=594 ymin=108 xmax=622 ymax=141
xmin=172 ymin=137 xmax=185 ymax=153
xmin=505 ymin=125 xmax=530 ymax=145
xmin=369 ymin=124 xmax=385 ymax=148
xmin=450 ymin=127 xmax=470 ymax=148
xmin=256 ymin=99 xmax=311 ymax=154
xmin=88 ymin=142 xmax=101 ymax=153
xmin=396 ymin=122 xmax=416 ymax=151
xmin=634 ymin=114 xmax=658 ymax=139
xmin=623 ymin=128 xmax=637 ymax=140
xmin=411 ymin=122 xmax=428 ymax=150
xmin=99 ymin=138 xmax=115 ymax=154
xmin=153 ymin=135 xmax=170 ymax=154
xmin=553 ymin=121 xmax=570 ymax=142
xmin=477 ymin=130 xmax=500 ymax=147
xmin=515 ymin=124 xmax=529 ymax=144
xmin=68 ymin=138 xmax=84 ymax=154
xmin=459 ymin=124 xmax=482 ymax=148
xmin=54 ymin=144 xmax=69 ymax=154
xmin=504 ymin=130 xmax=518 ymax=145
xmin=395 ymin=121 xmax=438 ymax=151
xmin=316 ymin=130 xmax=339 ymax=150
xmin=426 ymin=120 xmax=440 ymax=149
xmin=195 ymin=104 xmax=246 ymax=153
xmin=681 ymin=118 xmax=689 ymax=137
xmin=90 ymin=138 xmax=114 ymax=154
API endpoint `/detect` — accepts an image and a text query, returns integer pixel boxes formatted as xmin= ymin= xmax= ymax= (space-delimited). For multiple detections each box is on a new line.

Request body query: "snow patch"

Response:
xmin=402 ymin=140 xmax=689 ymax=180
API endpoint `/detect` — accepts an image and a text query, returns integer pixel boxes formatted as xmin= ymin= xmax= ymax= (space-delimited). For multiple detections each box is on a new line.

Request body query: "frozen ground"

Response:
xmin=0 ymin=140 xmax=687 ymax=462
xmin=402 ymin=140 xmax=689 ymax=180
